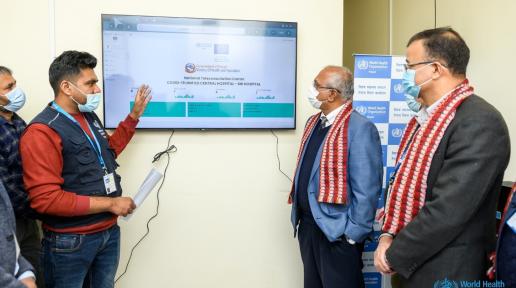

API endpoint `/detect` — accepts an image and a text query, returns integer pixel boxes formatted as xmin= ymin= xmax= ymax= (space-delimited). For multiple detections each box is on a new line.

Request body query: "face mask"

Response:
xmin=405 ymin=93 xmax=421 ymax=112
xmin=2 ymin=87 xmax=26 ymax=112
xmin=68 ymin=82 xmax=101 ymax=112
xmin=307 ymin=86 xmax=323 ymax=109
xmin=402 ymin=63 xmax=433 ymax=100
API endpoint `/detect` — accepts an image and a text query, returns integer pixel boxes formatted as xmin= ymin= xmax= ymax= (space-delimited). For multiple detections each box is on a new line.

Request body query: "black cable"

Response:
xmin=270 ymin=130 xmax=293 ymax=183
xmin=115 ymin=130 xmax=176 ymax=284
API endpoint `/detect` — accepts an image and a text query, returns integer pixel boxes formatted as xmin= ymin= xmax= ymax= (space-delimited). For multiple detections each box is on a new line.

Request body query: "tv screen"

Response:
xmin=101 ymin=14 xmax=297 ymax=129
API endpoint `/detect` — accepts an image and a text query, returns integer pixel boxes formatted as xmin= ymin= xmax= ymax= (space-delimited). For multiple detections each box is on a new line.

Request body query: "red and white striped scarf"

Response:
xmin=289 ymin=101 xmax=354 ymax=204
xmin=382 ymin=79 xmax=473 ymax=235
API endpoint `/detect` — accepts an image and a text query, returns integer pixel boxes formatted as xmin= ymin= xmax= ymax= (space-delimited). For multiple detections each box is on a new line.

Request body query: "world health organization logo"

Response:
xmin=185 ymin=63 xmax=196 ymax=73
xmin=394 ymin=83 xmax=404 ymax=94
xmin=357 ymin=59 xmax=368 ymax=70
xmin=391 ymin=128 xmax=403 ymax=138
xmin=433 ymin=278 xmax=458 ymax=288
xmin=355 ymin=105 xmax=367 ymax=114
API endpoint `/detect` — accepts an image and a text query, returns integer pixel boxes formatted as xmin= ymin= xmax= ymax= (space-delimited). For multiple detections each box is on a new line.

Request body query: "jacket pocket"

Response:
xmin=70 ymin=136 xmax=104 ymax=184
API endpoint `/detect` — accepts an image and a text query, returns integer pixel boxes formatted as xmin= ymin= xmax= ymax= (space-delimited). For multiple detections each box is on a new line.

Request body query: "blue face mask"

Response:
xmin=77 ymin=93 xmax=101 ymax=113
xmin=68 ymin=82 xmax=101 ymax=112
xmin=3 ymin=87 xmax=27 ymax=112
xmin=405 ymin=93 xmax=421 ymax=112
xmin=402 ymin=64 xmax=433 ymax=111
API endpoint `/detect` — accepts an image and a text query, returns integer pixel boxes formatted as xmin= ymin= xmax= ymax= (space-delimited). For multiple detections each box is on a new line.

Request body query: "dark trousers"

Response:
xmin=298 ymin=220 xmax=365 ymax=288
xmin=16 ymin=217 xmax=44 ymax=288
xmin=498 ymin=224 xmax=516 ymax=287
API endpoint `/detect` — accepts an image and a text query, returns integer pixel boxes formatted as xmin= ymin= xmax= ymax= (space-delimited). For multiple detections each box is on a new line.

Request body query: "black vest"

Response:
xmin=29 ymin=105 xmax=122 ymax=229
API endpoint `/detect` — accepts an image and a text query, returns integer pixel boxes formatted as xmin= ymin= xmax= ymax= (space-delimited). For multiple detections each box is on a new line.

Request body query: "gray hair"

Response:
xmin=324 ymin=65 xmax=354 ymax=100
xmin=0 ymin=66 xmax=12 ymax=76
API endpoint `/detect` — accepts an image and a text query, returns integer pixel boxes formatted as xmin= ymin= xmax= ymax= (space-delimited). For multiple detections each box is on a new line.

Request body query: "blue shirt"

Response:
xmin=0 ymin=113 xmax=32 ymax=218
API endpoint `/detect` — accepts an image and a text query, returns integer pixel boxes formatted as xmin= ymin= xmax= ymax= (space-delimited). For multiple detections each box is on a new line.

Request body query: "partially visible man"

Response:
xmin=0 ymin=180 xmax=37 ymax=288
xmin=0 ymin=66 xmax=44 ymax=287
xmin=497 ymin=182 xmax=516 ymax=286
xmin=374 ymin=27 xmax=511 ymax=287
xmin=290 ymin=66 xmax=383 ymax=288
xmin=20 ymin=51 xmax=151 ymax=288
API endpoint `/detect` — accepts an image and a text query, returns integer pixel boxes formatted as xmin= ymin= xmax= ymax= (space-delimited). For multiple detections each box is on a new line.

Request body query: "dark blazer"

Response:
xmin=0 ymin=181 xmax=34 ymax=288
xmin=495 ymin=182 xmax=516 ymax=275
xmin=386 ymin=95 xmax=511 ymax=287
xmin=498 ymin=183 xmax=516 ymax=238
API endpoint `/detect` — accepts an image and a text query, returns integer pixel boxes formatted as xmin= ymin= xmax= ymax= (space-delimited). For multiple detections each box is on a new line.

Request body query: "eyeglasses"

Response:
xmin=403 ymin=61 xmax=434 ymax=71
xmin=313 ymin=81 xmax=341 ymax=94
xmin=403 ymin=60 xmax=447 ymax=71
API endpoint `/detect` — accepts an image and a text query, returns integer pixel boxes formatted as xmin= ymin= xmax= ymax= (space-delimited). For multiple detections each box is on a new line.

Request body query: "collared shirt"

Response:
xmin=320 ymin=103 xmax=347 ymax=128
xmin=415 ymin=89 xmax=453 ymax=125
xmin=0 ymin=113 xmax=32 ymax=218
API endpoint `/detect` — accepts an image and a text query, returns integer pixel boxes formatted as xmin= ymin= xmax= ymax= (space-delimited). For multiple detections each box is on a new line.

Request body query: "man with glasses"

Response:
xmin=289 ymin=65 xmax=383 ymax=288
xmin=374 ymin=27 xmax=511 ymax=287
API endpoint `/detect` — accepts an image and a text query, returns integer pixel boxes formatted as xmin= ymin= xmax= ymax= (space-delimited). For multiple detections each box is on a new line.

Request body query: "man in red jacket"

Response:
xmin=20 ymin=50 xmax=151 ymax=288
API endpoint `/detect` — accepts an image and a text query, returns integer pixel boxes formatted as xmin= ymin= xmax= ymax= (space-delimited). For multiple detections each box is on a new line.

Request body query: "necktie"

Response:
xmin=320 ymin=116 xmax=328 ymax=129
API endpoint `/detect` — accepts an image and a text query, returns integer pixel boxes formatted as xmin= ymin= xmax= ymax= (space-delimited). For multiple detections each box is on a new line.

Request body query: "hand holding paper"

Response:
xmin=123 ymin=168 xmax=163 ymax=220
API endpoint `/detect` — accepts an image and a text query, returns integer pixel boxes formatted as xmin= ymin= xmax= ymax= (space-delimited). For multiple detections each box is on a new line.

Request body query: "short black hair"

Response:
xmin=0 ymin=66 xmax=12 ymax=76
xmin=49 ymin=51 xmax=97 ymax=95
xmin=407 ymin=27 xmax=469 ymax=76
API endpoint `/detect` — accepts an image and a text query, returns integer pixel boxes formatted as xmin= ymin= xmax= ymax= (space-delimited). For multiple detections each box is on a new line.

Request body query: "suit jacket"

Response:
xmin=291 ymin=110 xmax=383 ymax=243
xmin=0 ymin=181 xmax=34 ymax=288
xmin=386 ymin=95 xmax=511 ymax=287
xmin=496 ymin=182 xmax=516 ymax=269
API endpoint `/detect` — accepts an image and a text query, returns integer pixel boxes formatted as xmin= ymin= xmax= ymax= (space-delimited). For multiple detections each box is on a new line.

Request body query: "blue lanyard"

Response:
xmin=51 ymin=102 xmax=107 ymax=172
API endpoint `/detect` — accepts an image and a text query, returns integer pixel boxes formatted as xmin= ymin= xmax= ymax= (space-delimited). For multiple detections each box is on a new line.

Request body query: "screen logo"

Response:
xmin=185 ymin=63 xmax=196 ymax=73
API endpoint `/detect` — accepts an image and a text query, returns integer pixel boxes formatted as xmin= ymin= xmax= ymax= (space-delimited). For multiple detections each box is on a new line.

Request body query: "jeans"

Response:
xmin=42 ymin=224 xmax=120 ymax=288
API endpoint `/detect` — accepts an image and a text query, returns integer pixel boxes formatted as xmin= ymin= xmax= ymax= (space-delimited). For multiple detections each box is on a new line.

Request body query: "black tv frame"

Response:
xmin=101 ymin=13 xmax=298 ymax=130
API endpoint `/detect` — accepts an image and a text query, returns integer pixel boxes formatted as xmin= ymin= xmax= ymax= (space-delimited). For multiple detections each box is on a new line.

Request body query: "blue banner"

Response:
xmin=354 ymin=54 xmax=414 ymax=288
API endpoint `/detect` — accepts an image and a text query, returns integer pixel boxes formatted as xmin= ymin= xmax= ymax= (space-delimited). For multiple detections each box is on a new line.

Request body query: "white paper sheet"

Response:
xmin=123 ymin=168 xmax=163 ymax=220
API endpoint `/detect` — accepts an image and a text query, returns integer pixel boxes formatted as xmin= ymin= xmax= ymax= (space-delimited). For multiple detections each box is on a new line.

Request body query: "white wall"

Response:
xmin=1 ymin=0 xmax=343 ymax=287
xmin=392 ymin=0 xmax=516 ymax=181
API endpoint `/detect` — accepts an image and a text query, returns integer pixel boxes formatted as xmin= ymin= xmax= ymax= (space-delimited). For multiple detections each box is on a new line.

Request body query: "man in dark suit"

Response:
xmin=290 ymin=66 xmax=383 ymax=288
xmin=497 ymin=182 xmax=516 ymax=286
xmin=0 ymin=181 xmax=37 ymax=288
xmin=374 ymin=27 xmax=511 ymax=287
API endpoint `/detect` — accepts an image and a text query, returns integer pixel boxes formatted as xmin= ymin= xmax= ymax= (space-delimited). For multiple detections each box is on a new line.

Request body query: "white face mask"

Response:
xmin=307 ymin=85 xmax=323 ymax=109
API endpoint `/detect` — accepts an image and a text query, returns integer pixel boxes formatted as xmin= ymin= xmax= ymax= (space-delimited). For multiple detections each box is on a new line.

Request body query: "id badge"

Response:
xmin=103 ymin=173 xmax=117 ymax=194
